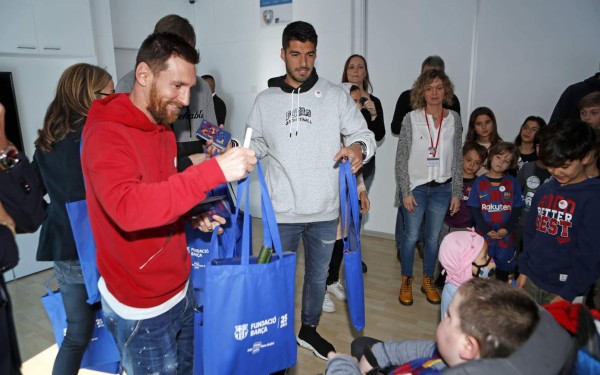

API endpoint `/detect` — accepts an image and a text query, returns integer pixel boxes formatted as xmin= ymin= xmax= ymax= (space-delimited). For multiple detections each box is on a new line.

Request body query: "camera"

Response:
xmin=360 ymin=97 xmax=368 ymax=105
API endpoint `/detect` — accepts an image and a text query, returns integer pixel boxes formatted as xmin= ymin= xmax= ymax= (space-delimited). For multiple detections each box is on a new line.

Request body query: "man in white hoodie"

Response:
xmin=247 ymin=21 xmax=376 ymax=361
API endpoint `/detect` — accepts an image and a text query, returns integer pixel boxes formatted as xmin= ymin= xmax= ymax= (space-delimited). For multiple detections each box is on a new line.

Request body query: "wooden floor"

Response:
xmin=8 ymin=218 xmax=439 ymax=375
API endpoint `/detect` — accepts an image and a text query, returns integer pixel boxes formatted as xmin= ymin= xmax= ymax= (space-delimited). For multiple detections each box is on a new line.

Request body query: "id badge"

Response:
xmin=427 ymin=157 xmax=440 ymax=167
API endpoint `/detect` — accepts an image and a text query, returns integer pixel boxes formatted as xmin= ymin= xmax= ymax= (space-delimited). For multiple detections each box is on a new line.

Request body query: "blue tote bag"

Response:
xmin=41 ymin=277 xmax=120 ymax=373
xmin=65 ymin=199 xmax=101 ymax=304
xmin=202 ymin=161 xmax=297 ymax=374
xmin=340 ymin=162 xmax=366 ymax=331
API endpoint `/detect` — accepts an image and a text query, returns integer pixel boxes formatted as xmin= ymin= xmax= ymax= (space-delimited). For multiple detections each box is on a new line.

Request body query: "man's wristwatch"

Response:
xmin=352 ymin=141 xmax=368 ymax=160
xmin=0 ymin=145 xmax=20 ymax=171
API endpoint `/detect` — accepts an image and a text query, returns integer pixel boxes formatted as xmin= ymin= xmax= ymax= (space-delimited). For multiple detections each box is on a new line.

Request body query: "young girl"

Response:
xmin=514 ymin=116 xmax=546 ymax=171
xmin=441 ymin=142 xmax=488 ymax=233
xmin=467 ymin=142 xmax=524 ymax=281
xmin=438 ymin=229 xmax=495 ymax=319
xmin=465 ymin=107 xmax=502 ymax=175
xmin=465 ymin=107 xmax=502 ymax=149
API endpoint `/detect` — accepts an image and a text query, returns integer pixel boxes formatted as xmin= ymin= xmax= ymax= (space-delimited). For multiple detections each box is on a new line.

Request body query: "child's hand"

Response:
xmin=516 ymin=274 xmax=527 ymax=289
xmin=486 ymin=230 xmax=497 ymax=238
xmin=495 ymin=228 xmax=508 ymax=238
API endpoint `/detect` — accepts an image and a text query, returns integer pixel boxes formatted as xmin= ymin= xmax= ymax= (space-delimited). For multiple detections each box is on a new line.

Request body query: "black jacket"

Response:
xmin=33 ymin=131 xmax=85 ymax=261
xmin=549 ymin=73 xmax=600 ymax=125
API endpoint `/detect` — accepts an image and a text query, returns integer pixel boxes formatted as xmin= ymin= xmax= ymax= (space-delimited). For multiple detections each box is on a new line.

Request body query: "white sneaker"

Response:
xmin=327 ymin=280 xmax=347 ymax=301
xmin=322 ymin=292 xmax=336 ymax=313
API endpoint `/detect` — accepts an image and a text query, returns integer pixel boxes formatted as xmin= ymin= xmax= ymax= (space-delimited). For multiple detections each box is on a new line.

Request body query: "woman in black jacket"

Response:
xmin=33 ymin=63 xmax=113 ymax=375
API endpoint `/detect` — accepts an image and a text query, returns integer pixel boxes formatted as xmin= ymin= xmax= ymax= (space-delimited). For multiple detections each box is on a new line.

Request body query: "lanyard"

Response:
xmin=425 ymin=110 xmax=443 ymax=157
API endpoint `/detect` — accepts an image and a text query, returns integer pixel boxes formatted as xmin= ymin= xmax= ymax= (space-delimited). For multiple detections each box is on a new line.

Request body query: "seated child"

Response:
xmin=325 ymin=278 xmax=539 ymax=374
xmin=517 ymin=120 xmax=600 ymax=305
xmin=438 ymin=229 xmax=495 ymax=319
xmin=467 ymin=142 xmax=525 ymax=281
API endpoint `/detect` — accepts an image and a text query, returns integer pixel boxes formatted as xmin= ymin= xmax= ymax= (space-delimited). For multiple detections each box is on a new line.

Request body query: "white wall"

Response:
xmin=364 ymin=0 xmax=600 ymax=237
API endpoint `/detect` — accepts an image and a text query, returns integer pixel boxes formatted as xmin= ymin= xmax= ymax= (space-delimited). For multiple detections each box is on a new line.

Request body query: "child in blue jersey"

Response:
xmin=517 ymin=120 xmax=600 ymax=305
xmin=467 ymin=142 xmax=524 ymax=281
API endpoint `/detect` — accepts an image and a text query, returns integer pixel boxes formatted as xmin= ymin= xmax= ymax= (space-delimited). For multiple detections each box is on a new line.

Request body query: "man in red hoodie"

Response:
xmin=81 ymin=32 xmax=256 ymax=375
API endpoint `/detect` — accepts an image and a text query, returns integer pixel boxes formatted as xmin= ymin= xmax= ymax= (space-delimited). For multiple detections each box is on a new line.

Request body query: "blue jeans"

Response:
xmin=53 ymin=260 xmax=96 ymax=375
xmin=400 ymin=182 xmax=451 ymax=277
xmin=102 ymin=283 xmax=194 ymax=375
xmin=278 ymin=219 xmax=337 ymax=326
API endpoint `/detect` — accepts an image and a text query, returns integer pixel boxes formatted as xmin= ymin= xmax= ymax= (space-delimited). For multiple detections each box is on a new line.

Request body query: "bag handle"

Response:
xmin=45 ymin=276 xmax=58 ymax=295
xmin=339 ymin=162 xmax=361 ymax=252
xmin=224 ymin=160 xmax=283 ymax=264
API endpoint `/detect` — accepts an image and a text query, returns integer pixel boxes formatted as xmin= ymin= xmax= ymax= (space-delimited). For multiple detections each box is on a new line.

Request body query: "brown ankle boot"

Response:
xmin=421 ymin=276 xmax=441 ymax=304
xmin=398 ymin=275 xmax=413 ymax=306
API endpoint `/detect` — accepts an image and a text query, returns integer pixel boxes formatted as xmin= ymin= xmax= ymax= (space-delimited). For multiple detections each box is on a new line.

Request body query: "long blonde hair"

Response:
xmin=35 ymin=63 xmax=111 ymax=152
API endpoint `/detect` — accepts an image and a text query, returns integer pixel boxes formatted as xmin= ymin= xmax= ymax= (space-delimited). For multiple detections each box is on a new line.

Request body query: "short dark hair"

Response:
xmin=458 ymin=278 xmax=539 ymax=359
xmin=463 ymin=142 xmax=488 ymax=163
xmin=201 ymin=74 xmax=214 ymax=81
xmin=579 ymin=91 xmax=600 ymax=110
xmin=136 ymin=32 xmax=199 ymax=75
xmin=538 ymin=119 xmax=595 ymax=167
xmin=282 ymin=21 xmax=318 ymax=50
xmin=410 ymin=69 xmax=454 ymax=109
xmin=514 ymin=116 xmax=547 ymax=148
xmin=421 ymin=55 xmax=445 ymax=72
xmin=154 ymin=14 xmax=196 ymax=46
xmin=349 ymin=84 xmax=361 ymax=94
xmin=485 ymin=142 xmax=518 ymax=171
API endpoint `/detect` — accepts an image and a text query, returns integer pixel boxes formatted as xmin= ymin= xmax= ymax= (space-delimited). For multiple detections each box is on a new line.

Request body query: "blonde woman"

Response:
xmin=395 ymin=69 xmax=462 ymax=306
xmin=34 ymin=63 xmax=113 ymax=375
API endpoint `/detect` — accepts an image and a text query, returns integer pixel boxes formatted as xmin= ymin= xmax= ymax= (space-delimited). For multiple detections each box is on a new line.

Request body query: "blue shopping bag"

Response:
xmin=41 ymin=277 xmax=120 ymax=373
xmin=65 ymin=200 xmax=100 ymax=305
xmin=202 ymin=161 xmax=297 ymax=374
xmin=340 ymin=162 xmax=366 ymax=331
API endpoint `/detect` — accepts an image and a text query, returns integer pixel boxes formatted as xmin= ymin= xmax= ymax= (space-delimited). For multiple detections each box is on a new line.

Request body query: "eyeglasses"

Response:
xmin=95 ymin=89 xmax=115 ymax=97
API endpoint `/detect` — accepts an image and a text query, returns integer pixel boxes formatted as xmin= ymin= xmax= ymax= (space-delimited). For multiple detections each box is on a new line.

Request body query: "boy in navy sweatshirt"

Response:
xmin=517 ymin=120 xmax=600 ymax=304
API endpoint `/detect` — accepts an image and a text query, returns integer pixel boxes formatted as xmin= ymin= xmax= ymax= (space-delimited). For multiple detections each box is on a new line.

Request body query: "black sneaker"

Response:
xmin=297 ymin=324 xmax=335 ymax=360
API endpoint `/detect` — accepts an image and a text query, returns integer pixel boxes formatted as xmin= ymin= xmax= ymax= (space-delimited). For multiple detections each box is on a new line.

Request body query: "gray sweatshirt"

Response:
xmin=248 ymin=74 xmax=375 ymax=223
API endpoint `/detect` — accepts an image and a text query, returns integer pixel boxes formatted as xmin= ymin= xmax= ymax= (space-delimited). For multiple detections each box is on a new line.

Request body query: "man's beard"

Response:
xmin=286 ymin=65 xmax=312 ymax=85
xmin=147 ymin=83 xmax=182 ymax=125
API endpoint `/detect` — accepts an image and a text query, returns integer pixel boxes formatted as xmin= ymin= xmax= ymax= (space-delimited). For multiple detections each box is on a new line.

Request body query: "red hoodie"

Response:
xmin=82 ymin=94 xmax=226 ymax=308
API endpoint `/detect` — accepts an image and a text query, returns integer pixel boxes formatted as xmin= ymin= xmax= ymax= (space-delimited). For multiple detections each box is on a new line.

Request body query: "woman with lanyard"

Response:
xmin=395 ymin=69 xmax=463 ymax=306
